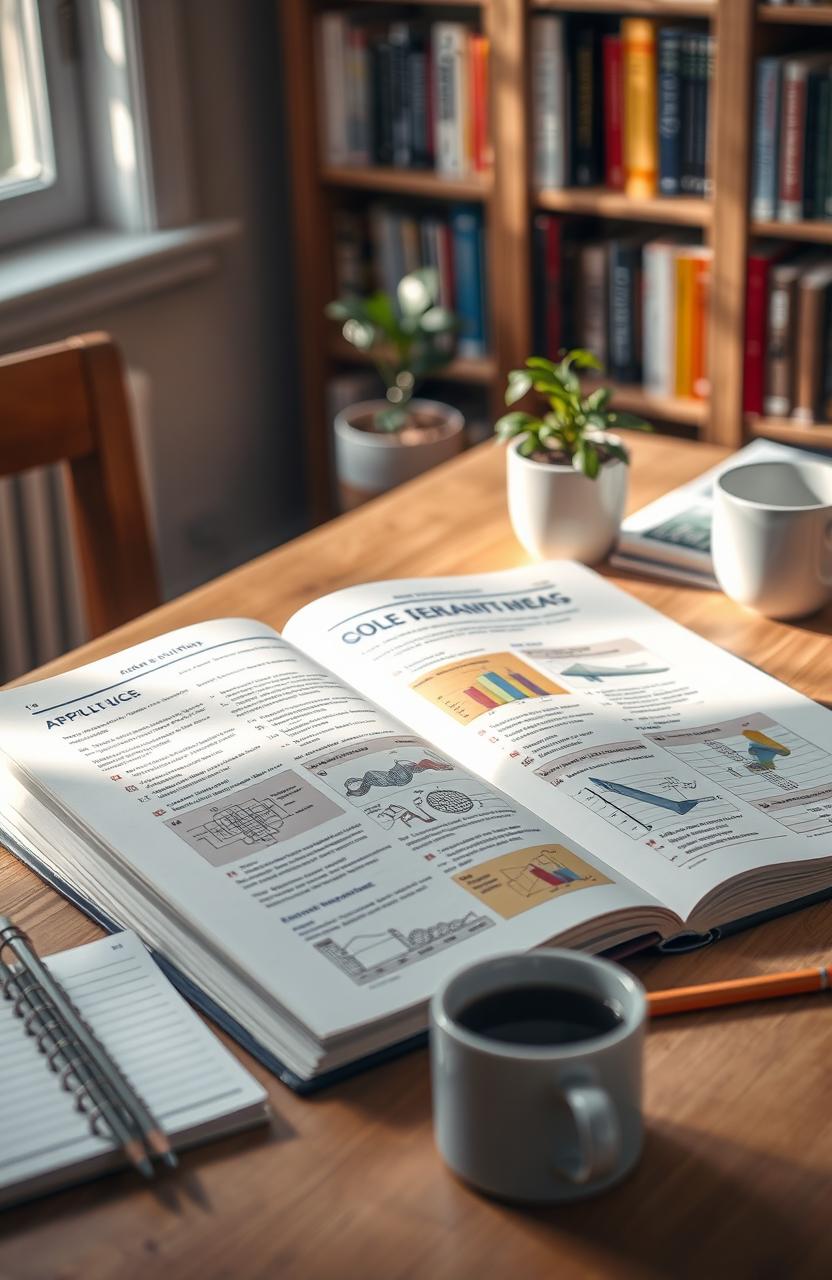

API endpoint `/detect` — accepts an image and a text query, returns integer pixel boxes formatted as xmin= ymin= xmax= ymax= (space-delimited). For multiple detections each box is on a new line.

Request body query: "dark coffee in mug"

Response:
xmin=456 ymin=984 xmax=624 ymax=1047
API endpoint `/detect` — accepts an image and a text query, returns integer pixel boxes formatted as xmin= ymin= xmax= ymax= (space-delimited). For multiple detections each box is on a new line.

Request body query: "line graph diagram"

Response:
xmin=518 ymin=638 xmax=670 ymax=688
xmin=588 ymin=777 xmax=717 ymax=816
xmin=314 ymin=911 xmax=494 ymax=984
xmin=574 ymin=769 xmax=741 ymax=862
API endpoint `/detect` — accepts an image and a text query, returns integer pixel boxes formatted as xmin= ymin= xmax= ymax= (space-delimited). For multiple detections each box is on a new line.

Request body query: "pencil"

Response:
xmin=648 ymin=965 xmax=830 ymax=1018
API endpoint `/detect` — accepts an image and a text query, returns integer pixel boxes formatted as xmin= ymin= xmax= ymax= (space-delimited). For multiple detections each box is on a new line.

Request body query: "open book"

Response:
xmin=1 ymin=564 xmax=831 ymax=1090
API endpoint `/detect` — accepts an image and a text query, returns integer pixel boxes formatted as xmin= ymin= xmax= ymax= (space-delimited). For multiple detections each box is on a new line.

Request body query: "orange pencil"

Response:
xmin=648 ymin=966 xmax=829 ymax=1018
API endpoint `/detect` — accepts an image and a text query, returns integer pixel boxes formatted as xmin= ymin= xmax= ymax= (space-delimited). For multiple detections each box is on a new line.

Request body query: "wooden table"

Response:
xmin=2 ymin=434 xmax=831 ymax=1280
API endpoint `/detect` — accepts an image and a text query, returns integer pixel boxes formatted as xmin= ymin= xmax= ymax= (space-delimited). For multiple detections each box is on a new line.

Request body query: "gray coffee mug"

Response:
xmin=430 ymin=950 xmax=646 ymax=1203
xmin=713 ymin=460 xmax=832 ymax=618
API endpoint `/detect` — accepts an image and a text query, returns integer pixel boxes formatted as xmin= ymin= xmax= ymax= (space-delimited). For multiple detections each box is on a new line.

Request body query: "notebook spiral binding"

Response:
xmin=0 ymin=922 xmax=106 ymax=1130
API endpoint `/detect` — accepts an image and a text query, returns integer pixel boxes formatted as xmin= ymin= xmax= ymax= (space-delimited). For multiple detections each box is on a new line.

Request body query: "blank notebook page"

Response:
xmin=0 ymin=930 xmax=267 ymax=1204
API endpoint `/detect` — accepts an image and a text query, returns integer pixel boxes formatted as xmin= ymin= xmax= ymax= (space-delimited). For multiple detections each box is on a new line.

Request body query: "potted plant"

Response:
xmin=326 ymin=270 xmax=465 ymax=510
xmin=495 ymin=350 xmax=651 ymax=564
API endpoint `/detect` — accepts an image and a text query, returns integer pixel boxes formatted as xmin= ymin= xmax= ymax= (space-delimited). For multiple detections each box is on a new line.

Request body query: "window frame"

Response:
xmin=0 ymin=0 xmax=90 ymax=251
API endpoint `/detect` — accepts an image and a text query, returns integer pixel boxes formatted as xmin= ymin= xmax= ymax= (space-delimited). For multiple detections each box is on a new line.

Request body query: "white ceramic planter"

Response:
xmin=334 ymin=398 xmax=465 ymax=510
xmin=507 ymin=436 xmax=629 ymax=565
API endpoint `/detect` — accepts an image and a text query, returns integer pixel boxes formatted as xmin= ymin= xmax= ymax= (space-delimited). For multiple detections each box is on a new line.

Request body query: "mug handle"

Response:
xmin=555 ymin=1081 xmax=622 ymax=1185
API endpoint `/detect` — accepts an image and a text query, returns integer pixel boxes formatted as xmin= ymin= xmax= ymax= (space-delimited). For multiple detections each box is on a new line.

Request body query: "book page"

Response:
xmin=0 ymin=931 xmax=265 ymax=1204
xmin=285 ymin=564 xmax=832 ymax=921
xmin=0 ymin=619 xmax=656 ymax=1047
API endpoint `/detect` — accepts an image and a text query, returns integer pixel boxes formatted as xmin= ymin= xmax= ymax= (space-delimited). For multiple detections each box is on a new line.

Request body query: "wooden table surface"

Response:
xmin=2 ymin=434 xmax=832 ymax=1280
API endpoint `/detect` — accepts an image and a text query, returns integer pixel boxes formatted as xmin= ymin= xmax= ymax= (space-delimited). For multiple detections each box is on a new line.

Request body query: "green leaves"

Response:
xmin=325 ymin=269 xmax=459 ymax=422
xmin=505 ymin=369 xmax=534 ymax=405
xmin=494 ymin=347 xmax=651 ymax=477
xmin=495 ymin=411 xmax=540 ymax=440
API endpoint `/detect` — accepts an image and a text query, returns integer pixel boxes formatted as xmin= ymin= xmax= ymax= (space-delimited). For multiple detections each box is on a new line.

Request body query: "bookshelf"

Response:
xmin=281 ymin=0 xmax=832 ymax=521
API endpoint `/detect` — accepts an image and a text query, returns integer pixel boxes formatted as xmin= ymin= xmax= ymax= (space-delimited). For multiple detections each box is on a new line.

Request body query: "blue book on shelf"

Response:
xmin=450 ymin=205 xmax=486 ymax=358
xmin=658 ymin=29 xmax=683 ymax=197
xmin=750 ymin=57 xmax=782 ymax=222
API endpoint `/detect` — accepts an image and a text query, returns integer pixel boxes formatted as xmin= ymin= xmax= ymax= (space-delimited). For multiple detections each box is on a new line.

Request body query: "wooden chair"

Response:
xmin=0 ymin=332 xmax=160 ymax=638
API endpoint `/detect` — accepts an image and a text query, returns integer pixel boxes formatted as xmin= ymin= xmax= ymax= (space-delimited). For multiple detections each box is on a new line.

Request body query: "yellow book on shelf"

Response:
xmin=622 ymin=19 xmax=657 ymax=199
xmin=674 ymin=253 xmax=696 ymax=398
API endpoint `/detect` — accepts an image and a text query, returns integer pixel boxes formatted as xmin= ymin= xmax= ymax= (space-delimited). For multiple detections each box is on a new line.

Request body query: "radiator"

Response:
xmin=0 ymin=369 xmax=156 ymax=684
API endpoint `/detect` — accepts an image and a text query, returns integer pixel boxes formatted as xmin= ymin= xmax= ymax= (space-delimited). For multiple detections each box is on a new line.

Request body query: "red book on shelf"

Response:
xmin=603 ymin=34 xmax=624 ymax=191
xmin=744 ymin=243 xmax=787 ymax=415
xmin=692 ymin=252 xmax=711 ymax=401
xmin=469 ymin=34 xmax=490 ymax=172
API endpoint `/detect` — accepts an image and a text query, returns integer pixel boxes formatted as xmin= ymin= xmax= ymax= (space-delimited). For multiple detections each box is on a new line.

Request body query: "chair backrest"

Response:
xmin=0 ymin=332 xmax=160 ymax=638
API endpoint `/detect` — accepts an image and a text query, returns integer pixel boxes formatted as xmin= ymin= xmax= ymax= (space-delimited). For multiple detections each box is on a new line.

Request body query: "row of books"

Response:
xmin=318 ymin=13 xmax=489 ymax=176
xmin=333 ymin=203 xmax=488 ymax=358
xmin=752 ymin=53 xmax=832 ymax=224
xmin=532 ymin=16 xmax=714 ymax=199
xmin=745 ymin=246 xmax=832 ymax=422
xmin=533 ymin=214 xmax=711 ymax=399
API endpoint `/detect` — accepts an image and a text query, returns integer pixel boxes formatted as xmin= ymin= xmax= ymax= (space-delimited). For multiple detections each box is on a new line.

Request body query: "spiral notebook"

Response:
xmin=0 ymin=929 xmax=269 ymax=1209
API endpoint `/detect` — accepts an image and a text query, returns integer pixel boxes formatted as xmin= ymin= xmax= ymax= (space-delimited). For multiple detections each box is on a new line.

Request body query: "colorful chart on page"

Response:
xmin=411 ymin=653 xmax=567 ymax=724
xmin=648 ymin=713 xmax=832 ymax=836
xmin=453 ymin=845 xmax=609 ymax=919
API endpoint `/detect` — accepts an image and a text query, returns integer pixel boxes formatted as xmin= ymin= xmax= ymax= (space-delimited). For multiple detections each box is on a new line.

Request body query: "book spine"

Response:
xmin=793 ymin=279 xmax=825 ymax=421
xmin=451 ymin=206 xmax=485 ymax=357
xmin=658 ymin=29 xmax=682 ymax=197
xmin=823 ymin=289 xmax=832 ymax=420
xmin=692 ymin=252 xmax=711 ymax=400
xmin=372 ymin=39 xmax=395 ymax=166
xmin=603 ymin=35 xmax=624 ymax=191
xmin=578 ymin=243 xmax=608 ymax=368
xmin=571 ymin=25 xmax=599 ymax=187
xmin=674 ymin=254 xmax=695 ymax=398
xmin=319 ymin=14 xmax=348 ymax=164
xmin=680 ymin=34 xmax=697 ymax=196
xmin=703 ymin=35 xmax=715 ymax=198
xmin=743 ymin=252 xmax=772 ymax=415
xmin=544 ymin=214 xmax=563 ymax=358
xmin=409 ymin=35 xmax=430 ymax=169
xmin=802 ymin=71 xmax=821 ymax=220
xmin=814 ymin=75 xmax=831 ymax=220
xmin=532 ymin=215 xmax=547 ymax=352
xmin=531 ymin=16 xmax=566 ymax=189
xmin=751 ymin=59 xmax=782 ymax=222
xmin=390 ymin=23 xmax=412 ymax=168
xmin=434 ymin=23 xmax=466 ymax=177
xmin=778 ymin=62 xmax=808 ymax=222
xmin=642 ymin=242 xmax=676 ymax=396
xmin=470 ymin=34 xmax=489 ymax=173
xmin=692 ymin=34 xmax=708 ymax=199
xmin=608 ymin=242 xmax=638 ymax=382
xmin=764 ymin=272 xmax=798 ymax=417
xmin=436 ymin=218 xmax=455 ymax=310
xmin=622 ymin=19 xmax=658 ymax=199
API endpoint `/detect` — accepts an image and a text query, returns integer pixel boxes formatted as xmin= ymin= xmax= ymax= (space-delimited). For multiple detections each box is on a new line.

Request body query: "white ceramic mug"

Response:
xmin=712 ymin=460 xmax=832 ymax=619
xmin=430 ymin=950 xmax=646 ymax=1203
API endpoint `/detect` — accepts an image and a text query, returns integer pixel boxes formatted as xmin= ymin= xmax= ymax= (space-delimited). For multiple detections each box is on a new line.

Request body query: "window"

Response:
xmin=0 ymin=0 xmax=88 ymax=250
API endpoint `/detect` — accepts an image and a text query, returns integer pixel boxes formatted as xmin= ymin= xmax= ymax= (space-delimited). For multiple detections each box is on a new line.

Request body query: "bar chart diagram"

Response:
xmin=575 ymin=769 xmax=741 ymax=863
xmin=453 ymin=844 xmax=609 ymax=918
xmin=411 ymin=653 xmax=566 ymax=724
xmin=648 ymin=713 xmax=832 ymax=835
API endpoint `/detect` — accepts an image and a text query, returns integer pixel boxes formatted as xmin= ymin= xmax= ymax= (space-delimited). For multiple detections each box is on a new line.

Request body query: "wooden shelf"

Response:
xmin=532 ymin=0 xmax=714 ymax=13
xmin=748 ymin=417 xmax=832 ymax=449
xmin=751 ymin=219 xmax=832 ymax=244
xmin=329 ymin=334 xmax=496 ymax=385
xmin=583 ymin=377 xmax=708 ymax=427
xmin=537 ymin=187 xmax=712 ymax=227
xmin=321 ymin=165 xmax=492 ymax=201
xmin=758 ymin=5 xmax=832 ymax=25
